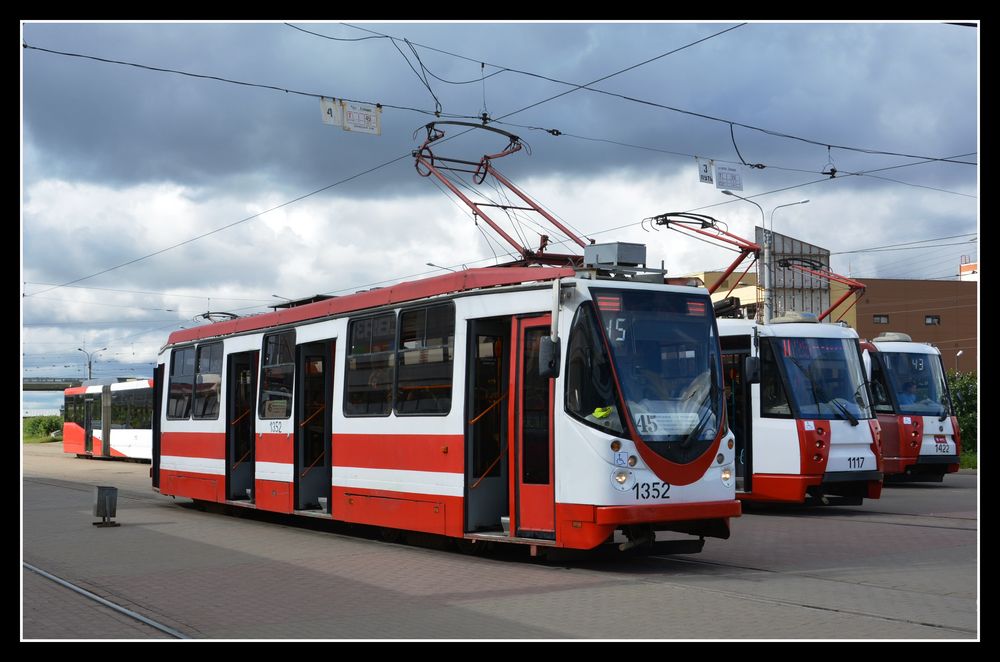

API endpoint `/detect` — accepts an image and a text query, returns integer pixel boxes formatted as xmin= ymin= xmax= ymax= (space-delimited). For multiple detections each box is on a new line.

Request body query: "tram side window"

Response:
xmin=396 ymin=304 xmax=455 ymax=415
xmin=63 ymin=395 xmax=76 ymax=426
xmin=868 ymin=359 xmax=894 ymax=413
xmin=345 ymin=313 xmax=396 ymax=417
xmin=131 ymin=389 xmax=154 ymax=429
xmin=760 ymin=340 xmax=792 ymax=418
xmin=260 ymin=332 xmax=295 ymax=419
xmin=564 ymin=303 xmax=626 ymax=434
xmin=168 ymin=347 xmax=196 ymax=419
xmin=193 ymin=343 xmax=223 ymax=420
xmin=111 ymin=390 xmax=131 ymax=429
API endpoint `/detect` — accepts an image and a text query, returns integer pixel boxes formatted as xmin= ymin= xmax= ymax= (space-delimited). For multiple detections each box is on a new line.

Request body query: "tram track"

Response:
xmin=23 ymin=562 xmax=190 ymax=639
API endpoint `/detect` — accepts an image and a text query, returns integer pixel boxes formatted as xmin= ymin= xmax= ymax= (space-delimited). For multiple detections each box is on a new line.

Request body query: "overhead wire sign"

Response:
xmin=320 ymin=97 xmax=382 ymax=135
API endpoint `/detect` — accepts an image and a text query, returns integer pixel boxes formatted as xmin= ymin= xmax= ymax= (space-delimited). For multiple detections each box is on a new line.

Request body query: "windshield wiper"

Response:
xmin=829 ymin=397 xmax=859 ymax=426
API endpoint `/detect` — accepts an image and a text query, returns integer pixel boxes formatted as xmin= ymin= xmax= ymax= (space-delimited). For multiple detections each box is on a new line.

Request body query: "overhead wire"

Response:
xmin=339 ymin=23 xmax=976 ymax=166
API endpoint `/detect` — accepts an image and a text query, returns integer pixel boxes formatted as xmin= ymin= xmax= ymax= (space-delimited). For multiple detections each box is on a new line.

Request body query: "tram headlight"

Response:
xmin=610 ymin=469 xmax=633 ymax=491
xmin=721 ymin=467 xmax=733 ymax=487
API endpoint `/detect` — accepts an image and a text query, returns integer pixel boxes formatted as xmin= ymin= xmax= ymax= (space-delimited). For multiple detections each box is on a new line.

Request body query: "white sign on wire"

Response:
xmin=343 ymin=101 xmax=382 ymax=135
xmin=697 ymin=158 xmax=714 ymax=185
xmin=320 ymin=97 xmax=343 ymax=126
xmin=714 ymin=164 xmax=743 ymax=191
xmin=320 ymin=98 xmax=382 ymax=136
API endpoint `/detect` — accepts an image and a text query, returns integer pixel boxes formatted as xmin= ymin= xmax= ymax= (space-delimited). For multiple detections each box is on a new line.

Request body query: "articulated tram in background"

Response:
xmin=63 ymin=380 xmax=155 ymax=461
xmin=719 ymin=314 xmax=883 ymax=505
xmin=862 ymin=332 xmax=960 ymax=482
xmin=151 ymin=254 xmax=741 ymax=554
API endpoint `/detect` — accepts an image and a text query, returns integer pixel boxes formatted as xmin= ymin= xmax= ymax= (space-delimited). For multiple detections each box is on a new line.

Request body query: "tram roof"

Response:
xmin=166 ymin=265 xmax=576 ymax=346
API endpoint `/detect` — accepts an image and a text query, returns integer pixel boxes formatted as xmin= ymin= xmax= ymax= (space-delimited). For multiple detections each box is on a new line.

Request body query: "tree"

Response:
xmin=948 ymin=371 xmax=978 ymax=454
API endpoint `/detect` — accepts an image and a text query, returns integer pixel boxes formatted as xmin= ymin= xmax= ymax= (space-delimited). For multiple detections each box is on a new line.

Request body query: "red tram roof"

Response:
xmin=166 ymin=266 xmax=575 ymax=346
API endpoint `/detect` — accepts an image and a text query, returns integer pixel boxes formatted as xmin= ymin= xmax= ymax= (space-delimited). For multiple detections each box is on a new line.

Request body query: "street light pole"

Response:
xmin=722 ymin=190 xmax=768 ymax=321
xmin=769 ymin=199 xmax=810 ymax=320
xmin=76 ymin=347 xmax=107 ymax=380
xmin=955 ymin=350 xmax=964 ymax=373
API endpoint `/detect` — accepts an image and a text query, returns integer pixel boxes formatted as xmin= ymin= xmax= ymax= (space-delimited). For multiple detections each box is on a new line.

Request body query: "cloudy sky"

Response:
xmin=21 ymin=21 xmax=979 ymax=409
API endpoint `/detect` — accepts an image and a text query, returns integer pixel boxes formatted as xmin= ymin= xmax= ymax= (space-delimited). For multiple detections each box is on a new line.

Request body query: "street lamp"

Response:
xmin=722 ymin=190 xmax=768 ymax=321
xmin=769 ymin=199 xmax=810 ymax=320
xmin=76 ymin=347 xmax=107 ymax=380
xmin=426 ymin=262 xmax=457 ymax=273
xmin=955 ymin=350 xmax=964 ymax=373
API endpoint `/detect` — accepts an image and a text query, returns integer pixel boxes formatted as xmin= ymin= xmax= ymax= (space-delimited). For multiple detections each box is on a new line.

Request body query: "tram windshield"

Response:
xmin=877 ymin=351 xmax=953 ymax=417
xmin=567 ymin=288 xmax=723 ymax=464
xmin=762 ymin=336 xmax=873 ymax=422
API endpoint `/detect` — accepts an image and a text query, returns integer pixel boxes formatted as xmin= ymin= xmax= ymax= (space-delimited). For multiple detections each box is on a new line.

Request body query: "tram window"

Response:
xmin=260 ymin=332 xmax=295 ymax=419
xmin=111 ymin=390 xmax=130 ymax=429
xmin=759 ymin=340 xmax=792 ymax=418
xmin=193 ymin=343 xmax=223 ymax=420
xmin=564 ymin=303 xmax=625 ymax=434
xmin=396 ymin=304 xmax=455 ymax=415
xmin=345 ymin=313 xmax=396 ymax=417
xmin=868 ymin=359 xmax=894 ymax=413
xmin=131 ymin=389 xmax=154 ymax=428
xmin=167 ymin=347 xmax=196 ymax=419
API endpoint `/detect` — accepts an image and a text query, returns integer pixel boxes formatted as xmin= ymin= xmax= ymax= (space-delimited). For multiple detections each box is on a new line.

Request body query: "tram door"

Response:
xmin=465 ymin=318 xmax=510 ymax=533
xmin=226 ymin=351 xmax=258 ymax=501
xmin=295 ymin=341 xmax=333 ymax=512
xmin=722 ymin=335 xmax=752 ymax=493
xmin=511 ymin=315 xmax=555 ymax=538
xmin=83 ymin=395 xmax=96 ymax=454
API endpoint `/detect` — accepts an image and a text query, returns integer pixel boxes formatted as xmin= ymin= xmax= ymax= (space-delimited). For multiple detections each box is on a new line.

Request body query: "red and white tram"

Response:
xmin=861 ymin=332 xmax=961 ymax=481
xmin=649 ymin=213 xmax=882 ymax=504
xmin=719 ymin=315 xmax=883 ymax=504
xmin=152 ymin=255 xmax=741 ymax=552
xmin=63 ymin=380 xmax=155 ymax=461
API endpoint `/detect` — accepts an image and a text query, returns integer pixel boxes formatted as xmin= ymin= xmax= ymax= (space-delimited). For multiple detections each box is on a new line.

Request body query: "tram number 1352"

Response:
xmin=633 ymin=481 xmax=671 ymax=500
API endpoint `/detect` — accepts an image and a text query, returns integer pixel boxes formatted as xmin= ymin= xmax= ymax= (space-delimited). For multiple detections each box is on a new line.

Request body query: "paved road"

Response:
xmin=21 ymin=442 xmax=978 ymax=640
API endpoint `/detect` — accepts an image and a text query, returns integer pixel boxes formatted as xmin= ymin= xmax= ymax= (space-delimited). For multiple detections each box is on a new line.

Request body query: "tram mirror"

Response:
xmin=745 ymin=356 xmax=760 ymax=384
xmin=539 ymin=337 xmax=561 ymax=379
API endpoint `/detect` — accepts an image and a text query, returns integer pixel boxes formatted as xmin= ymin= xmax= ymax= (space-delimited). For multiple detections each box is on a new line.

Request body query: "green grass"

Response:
xmin=960 ymin=450 xmax=977 ymax=470
xmin=23 ymin=435 xmax=59 ymax=444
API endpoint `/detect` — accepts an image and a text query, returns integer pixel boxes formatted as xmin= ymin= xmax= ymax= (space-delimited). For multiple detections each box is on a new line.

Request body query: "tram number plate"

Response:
xmin=934 ymin=436 xmax=951 ymax=453
xmin=847 ymin=457 xmax=865 ymax=469
xmin=632 ymin=481 xmax=671 ymax=500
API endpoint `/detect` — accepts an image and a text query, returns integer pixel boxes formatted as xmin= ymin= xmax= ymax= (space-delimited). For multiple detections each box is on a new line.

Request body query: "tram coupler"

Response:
xmin=619 ymin=525 xmax=654 ymax=551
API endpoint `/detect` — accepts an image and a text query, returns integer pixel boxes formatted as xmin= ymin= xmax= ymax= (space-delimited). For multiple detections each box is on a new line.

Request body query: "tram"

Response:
xmin=151 ymin=123 xmax=741 ymax=554
xmin=63 ymin=380 xmax=155 ymax=461
xmin=719 ymin=315 xmax=883 ymax=504
xmin=651 ymin=213 xmax=883 ymax=504
xmin=861 ymin=332 xmax=960 ymax=481
xmin=152 ymin=253 xmax=740 ymax=552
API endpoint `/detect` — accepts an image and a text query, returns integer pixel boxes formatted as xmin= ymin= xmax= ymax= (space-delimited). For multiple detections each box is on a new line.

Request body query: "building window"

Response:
xmin=925 ymin=315 xmax=941 ymax=326
xmin=873 ymin=314 xmax=889 ymax=325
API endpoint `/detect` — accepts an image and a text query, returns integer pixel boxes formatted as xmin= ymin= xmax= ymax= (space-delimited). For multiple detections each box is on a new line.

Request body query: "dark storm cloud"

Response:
xmin=24 ymin=22 xmax=977 ymax=201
